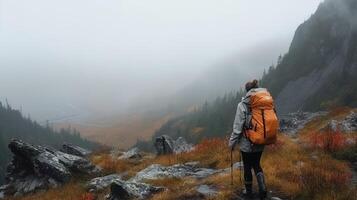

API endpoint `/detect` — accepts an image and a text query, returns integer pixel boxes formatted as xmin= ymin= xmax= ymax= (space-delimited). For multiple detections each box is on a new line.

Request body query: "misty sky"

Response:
xmin=0 ymin=0 xmax=323 ymax=121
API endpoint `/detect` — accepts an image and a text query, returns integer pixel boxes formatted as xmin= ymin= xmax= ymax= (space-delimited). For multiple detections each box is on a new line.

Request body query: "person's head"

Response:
xmin=245 ymin=79 xmax=259 ymax=92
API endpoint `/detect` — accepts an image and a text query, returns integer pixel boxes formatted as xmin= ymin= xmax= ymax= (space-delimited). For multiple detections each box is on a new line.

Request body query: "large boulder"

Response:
xmin=0 ymin=139 xmax=99 ymax=198
xmin=154 ymin=135 xmax=174 ymax=155
xmin=61 ymin=143 xmax=91 ymax=157
xmin=130 ymin=161 xmax=243 ymax=182
xmin=154 ymin=135 xmax=193 ymax=155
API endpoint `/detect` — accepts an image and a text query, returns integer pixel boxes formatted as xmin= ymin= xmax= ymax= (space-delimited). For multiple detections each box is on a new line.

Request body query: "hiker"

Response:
xmin=229 ymin=80 xmax=278 ymax=200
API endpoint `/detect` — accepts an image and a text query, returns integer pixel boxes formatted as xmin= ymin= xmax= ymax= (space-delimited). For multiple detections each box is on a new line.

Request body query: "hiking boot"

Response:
xmin=241 ymin=183 xmax=253 ymax=199
xmin=256 ymin=172 xmax=267 ymax=200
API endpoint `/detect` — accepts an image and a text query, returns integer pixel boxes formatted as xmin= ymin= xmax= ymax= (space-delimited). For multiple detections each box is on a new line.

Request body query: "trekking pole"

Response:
xmin=230 ymin=149 xmax=234 ymax=187
xmin=239 ymin=151 xmax=243 ymax=186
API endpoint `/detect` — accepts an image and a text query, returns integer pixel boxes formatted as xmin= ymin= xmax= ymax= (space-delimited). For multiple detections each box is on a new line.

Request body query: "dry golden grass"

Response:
xmin=7 ymin=181 xmax=93 ymax=200
xmin=9 ymin=108 xmax=357 ymax=200
xmin=90 ymin=132 xmax=355 ymax=200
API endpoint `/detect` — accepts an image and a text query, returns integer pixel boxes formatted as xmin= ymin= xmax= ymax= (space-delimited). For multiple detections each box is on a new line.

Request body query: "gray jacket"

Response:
xmin=229 ymin=88 xmax=265 ymax=152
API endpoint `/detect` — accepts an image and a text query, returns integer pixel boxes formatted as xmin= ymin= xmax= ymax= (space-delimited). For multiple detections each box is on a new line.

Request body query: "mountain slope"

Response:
xmin=0 ymin=102 xmax=98 ymax=183
xmin=136 ymin=0 xmax=357 ymax=150
xmin=261 ymin=0 xmax=357 ymax=114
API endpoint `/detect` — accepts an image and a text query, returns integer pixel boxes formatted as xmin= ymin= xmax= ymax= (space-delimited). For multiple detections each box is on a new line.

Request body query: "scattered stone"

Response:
xmin=154 ymin=135 xmax=194 ymax=155
xmin=279 ymin=111 xmax=326 ymax=135
xmin=61 ymin=143 xmax=91 ymax=157
xmin=322 ymin=111 xmax=357 ymax=133
xmin=87 ymin=174 xmax=122 ymax=192
xmin=118 ymin=147 xmax=142 ymax=160
xmin=196 ymin=184 xmax=218 ymax=197
xmin=106 ymin=180 xmax=165 ymax=200
xmin=0 ymin=139 xmax=99 ymax=198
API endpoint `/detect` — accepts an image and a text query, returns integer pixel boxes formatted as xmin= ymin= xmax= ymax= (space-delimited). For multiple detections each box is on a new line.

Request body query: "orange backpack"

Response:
xmin=245 ymin=90 xmax=279 ymax=145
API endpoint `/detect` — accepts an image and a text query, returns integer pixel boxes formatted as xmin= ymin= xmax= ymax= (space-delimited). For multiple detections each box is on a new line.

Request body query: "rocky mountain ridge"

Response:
xmin=262 ymin=0 xmax=357 ymax=114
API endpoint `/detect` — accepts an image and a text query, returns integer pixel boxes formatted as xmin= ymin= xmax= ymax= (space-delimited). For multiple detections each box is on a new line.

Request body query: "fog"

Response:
xmin=0 ymin=0 xmax=322 ymax=122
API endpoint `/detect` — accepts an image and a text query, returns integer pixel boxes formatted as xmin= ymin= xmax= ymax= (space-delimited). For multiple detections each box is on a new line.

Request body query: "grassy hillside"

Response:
xmin=8 ymin=108 xmax=357 ymax=200
xmin=0 ymin=102 xmax=98 ymax=183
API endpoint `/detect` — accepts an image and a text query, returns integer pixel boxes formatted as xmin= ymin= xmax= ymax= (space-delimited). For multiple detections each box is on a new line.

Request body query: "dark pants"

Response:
xmin=241 ymin=151 xmax=263 ymax=184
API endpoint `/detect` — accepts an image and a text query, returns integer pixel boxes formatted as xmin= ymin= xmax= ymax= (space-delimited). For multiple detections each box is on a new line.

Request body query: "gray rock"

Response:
xmin=61 ymin=143 xmax=91 ymax=157
xmin=154 ymin=135 xmax=174 ymax=155
xmin=196 ymin=185 xmax=218 ymax=197
xmin=106 ymin=180 xmax=165 ymax=200
xmin=53 ymin=150 xmax=100 ymax=174
xmin=131 ymin=161 xmax=242 ymax=182
xmin=0 ymin=139 xmax=99 ymax=198
xmin=323 ymin=111 xmax=357 ymax=133
xmin=119 ymin=147 xmax=142 ymax=160
xmin=154 ymin=135 xmax=194 ymax=155
xmin=279 ymin=111 xmax=327 ymax=135
xmin=87 ymin=174 xmax=122 ymax=192
xmin=173 ymin=137 xmax=194 ymax=154
xmin=341 ymin=112 xmax=357 ymax=132
xmin=271 ymin=197 xmax=283 ymax=200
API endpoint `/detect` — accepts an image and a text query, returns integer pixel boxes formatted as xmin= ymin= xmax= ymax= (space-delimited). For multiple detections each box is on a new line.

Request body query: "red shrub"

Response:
xmin=80 ymin=193 xmax=96 ymax=200
xmin=309 ymin=130 xmax=347 ymax=152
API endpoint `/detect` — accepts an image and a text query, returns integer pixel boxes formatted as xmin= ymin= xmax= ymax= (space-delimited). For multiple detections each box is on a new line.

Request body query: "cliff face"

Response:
xmin=262 ymin=0 xmax=357 ymax=114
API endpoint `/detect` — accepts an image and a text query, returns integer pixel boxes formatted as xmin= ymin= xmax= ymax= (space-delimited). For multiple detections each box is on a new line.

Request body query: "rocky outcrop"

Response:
xmin=279 ymin=111 xmax=327 ymax=135
xmin=106 ymin=180 xmax=165 ymax=200
xmin=154 ymin=135 xmax=193 ymax=155
xmin=0 ymin=139 xmax=99 ymax=198
xmin=131 ymin=161 xmax=243 ymax=182
xmin=61 ymin=143 xmax=91 ymax=157
xmin=323 ymin=111 xmax=357 ymax=133
xmin=118 ymin=147 xmax=142 ymax=160
xmin=263 ymin=0 xmax=357 ymax=114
